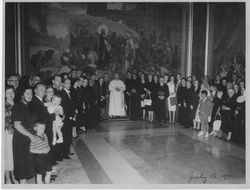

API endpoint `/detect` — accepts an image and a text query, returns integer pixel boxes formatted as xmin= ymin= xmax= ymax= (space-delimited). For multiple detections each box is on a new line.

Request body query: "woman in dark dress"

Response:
xmin=210 ymin=87 xmax=223 ymax=132
xmin=184 ymin=81 xmax=194 ymax=128
xmin=86 ymin=79 xmax=98 ymax=128
xmin=129 ymin=73 xmax=141 ymax=120
xmin=191 ymin=80 xmax=200 ymax=129
xmin=177 ymin=78 xmax=187 ymax=126
xmin=221 ymin=88 xmax=237 ymax=141
xmin=145 ymin=74 xmax=154 ymax=122
xmin=155 ymin=77 xmax=169 ymax=123
xmin=11 ymin=86 xmax=39 ymax=183
xmin=98 ymin=77 xmax=107 ymax=121
xmin=139 ymin=73 xmax=147 ymax=120
xmin=234 ymin=88 xmax=245 ymax=144
xmin=152 ymin=75 xmax=159 ymax=121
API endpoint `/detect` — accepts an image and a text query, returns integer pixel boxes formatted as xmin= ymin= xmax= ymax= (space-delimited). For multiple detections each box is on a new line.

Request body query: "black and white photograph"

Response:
xmin=1 ymin=0 xmax=249 ymax=188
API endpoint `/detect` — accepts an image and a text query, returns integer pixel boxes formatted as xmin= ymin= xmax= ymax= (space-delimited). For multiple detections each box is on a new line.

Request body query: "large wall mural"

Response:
xmin=24 ymin=2 xmax=183 ymax=79
xmin=212 ymin=3 xmax=245 ymax=78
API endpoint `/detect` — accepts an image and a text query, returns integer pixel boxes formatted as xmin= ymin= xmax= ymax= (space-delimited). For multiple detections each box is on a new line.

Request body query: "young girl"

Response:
xmin=5 ymin=85 xmax=18 ymax=184
xmin=44 ymin=95 xmax=64 ymax=145
xmin=30 ymin=122 xmax=52 ymax=184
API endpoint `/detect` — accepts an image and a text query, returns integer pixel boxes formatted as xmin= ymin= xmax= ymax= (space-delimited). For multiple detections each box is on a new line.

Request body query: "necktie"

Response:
xmin=67 ymin=92 xmax=71 ymax=100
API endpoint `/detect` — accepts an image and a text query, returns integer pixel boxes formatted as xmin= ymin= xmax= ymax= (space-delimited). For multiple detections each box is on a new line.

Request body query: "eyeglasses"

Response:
xmin=46 ymin=91 xmax=54 ymax=93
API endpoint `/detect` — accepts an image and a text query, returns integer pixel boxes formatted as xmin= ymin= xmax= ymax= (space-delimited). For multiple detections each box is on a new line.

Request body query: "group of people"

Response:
xmin=4 ymin=68 xmax=245 ymax=184
xmin=123 ymin=70 xmax=245 ymax=141
xmin=4 ymin=71 xmax=111 ymax=184
xmin=123 ymin=70 xmax=245 ymax=142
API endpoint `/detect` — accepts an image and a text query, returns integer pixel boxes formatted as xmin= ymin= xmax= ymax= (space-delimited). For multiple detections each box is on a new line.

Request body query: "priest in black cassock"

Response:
xmin=177 ymin=78 xmax=188 ymax=126
xmin=124 ymin=71 xmax=133 ymax=117
xmin=129 ymin=73 xmax=141 ymax=120
xmin=155 ymin=77 xmax=169 ymax=123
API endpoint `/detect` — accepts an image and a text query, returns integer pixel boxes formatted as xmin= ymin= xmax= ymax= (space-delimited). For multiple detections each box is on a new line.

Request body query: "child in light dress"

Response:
xmin=44 ymin=95 xmax=64 ymax=145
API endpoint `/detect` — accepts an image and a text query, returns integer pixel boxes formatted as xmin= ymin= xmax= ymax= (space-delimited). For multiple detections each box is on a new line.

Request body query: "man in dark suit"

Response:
xmin=198 ymin=90 xmax=214 ymax=137
xmin=29 ymin=82 xmax=59 ymax=181
xmin=60 ymin=78 xmax=77 ymax=159
xmin=52 ymin=74 xmax=62 ymax=96
xmin=29 ymin=82 xmax=58 ymax=146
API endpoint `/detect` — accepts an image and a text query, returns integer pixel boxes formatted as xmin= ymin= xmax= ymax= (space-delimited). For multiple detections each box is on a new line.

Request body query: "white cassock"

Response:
xmin=109 ymin=79 xmax=126 ymax=117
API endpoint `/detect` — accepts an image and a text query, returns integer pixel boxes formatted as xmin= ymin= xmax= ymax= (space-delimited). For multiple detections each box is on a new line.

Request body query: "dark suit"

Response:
xmin=60 ymin=89 xmax=76 ymax=157
xmin=53 ymin=87 xmax=62 ymax=96
xmin=29 ymin=96 xmax=55 ymax=146
xmin=29 ymin=95 xmax=55 ymax=170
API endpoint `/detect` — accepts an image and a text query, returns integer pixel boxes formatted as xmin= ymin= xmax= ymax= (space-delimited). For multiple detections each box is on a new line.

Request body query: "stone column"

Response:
xmin=14 ymin=3 xmax=22 ymax=75
xmin=186 ymin=2 xmax=193 ymax=76
xmin=180 ymin=3 xmax=188 ymax=76
xmin=204 ymin=3 xmax=214 ymax=77
xmin=181 ymin=3 xmax=193 ymax=76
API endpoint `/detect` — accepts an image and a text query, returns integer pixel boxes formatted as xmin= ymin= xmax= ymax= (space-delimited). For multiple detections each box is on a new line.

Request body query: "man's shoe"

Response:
xmin=64 ymin=156 xmax=71 ymax=159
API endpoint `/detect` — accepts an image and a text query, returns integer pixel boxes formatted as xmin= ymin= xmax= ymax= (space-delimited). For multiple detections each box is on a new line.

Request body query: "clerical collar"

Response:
xmin=35 ymin=95 xmax=43 ymax=102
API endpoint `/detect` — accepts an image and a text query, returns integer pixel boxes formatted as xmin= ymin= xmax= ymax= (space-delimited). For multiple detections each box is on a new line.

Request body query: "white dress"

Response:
xmin=167 ymin=82 xmax=176 ymax=111
xmin=5 ymin=130 xmax=14 ymax=171
xmin=108 ymin=79 xmax=126 ymax=116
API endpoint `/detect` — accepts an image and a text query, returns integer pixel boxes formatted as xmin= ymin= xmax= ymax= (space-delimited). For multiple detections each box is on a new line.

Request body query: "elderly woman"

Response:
xmin=221 ymin=88 xmax=237 ymax=141
xmin=11 ymin=86 xmax=39 ymax=183
xmin=234 ymin=88 xmax=245 ymax=143
xmin=5 ymin=85 xmax=18 ymax=184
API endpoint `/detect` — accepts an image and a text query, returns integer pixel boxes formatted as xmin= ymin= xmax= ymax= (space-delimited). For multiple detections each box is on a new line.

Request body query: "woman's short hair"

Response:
xmin=5 ymin=85 xmax=15 ymax=92
xmin=20 ymin=86 xmax=33 ymax=96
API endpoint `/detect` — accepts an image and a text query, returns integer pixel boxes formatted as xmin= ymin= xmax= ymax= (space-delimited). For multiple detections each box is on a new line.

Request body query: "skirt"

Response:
xmin=195 ymin=108 xmax=201 ymax=122
xmin=13 ymin=131 xmax=35 ymax=180
xmin=167 ymin=96 xmax=176 ymax=111
xmin=5 ymin=130 xmax=14 ymax=171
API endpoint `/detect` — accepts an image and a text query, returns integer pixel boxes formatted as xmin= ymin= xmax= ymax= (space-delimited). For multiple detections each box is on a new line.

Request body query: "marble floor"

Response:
xmin=55 ymin=120 xmax=246 ymax=185
xmin=14 ymin=120 xmax=245 ymax=187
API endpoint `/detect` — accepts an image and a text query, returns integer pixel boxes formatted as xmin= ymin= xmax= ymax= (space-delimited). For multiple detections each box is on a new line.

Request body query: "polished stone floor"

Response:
xmin=60 ymin=120 xmax=246 ymax=184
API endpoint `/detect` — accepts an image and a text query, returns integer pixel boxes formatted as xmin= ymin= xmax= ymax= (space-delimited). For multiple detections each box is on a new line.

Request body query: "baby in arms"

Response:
xmin=44 ymin=95 xmax=64 ymax=145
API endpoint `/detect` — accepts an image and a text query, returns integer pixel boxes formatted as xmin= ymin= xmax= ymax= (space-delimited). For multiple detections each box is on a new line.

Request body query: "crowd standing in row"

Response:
xmin=4 ymin=69 xmax=245 ymax=184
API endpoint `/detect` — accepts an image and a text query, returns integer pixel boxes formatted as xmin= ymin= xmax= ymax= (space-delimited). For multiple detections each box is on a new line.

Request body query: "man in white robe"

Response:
xmin=109 ymin=73 xmax=126 ymax=117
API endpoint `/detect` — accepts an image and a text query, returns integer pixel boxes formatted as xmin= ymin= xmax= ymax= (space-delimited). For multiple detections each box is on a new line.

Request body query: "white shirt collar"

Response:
xmin=203 ymin=97 xmax=207 ymax=103
xmin=35 ymin=95 xmax=43 ymax=102
xmin=64 ymin=88 xmax=70 ymax=94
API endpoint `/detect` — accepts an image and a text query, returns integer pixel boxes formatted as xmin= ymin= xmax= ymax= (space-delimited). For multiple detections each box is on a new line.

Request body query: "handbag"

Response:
xmin=144 ymin=93 xmax=152 ymax=106
xmin=169 ymin=96 xmax=177 ymax=106
xmin=213 ymin=113 xmax=221 ymax=131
